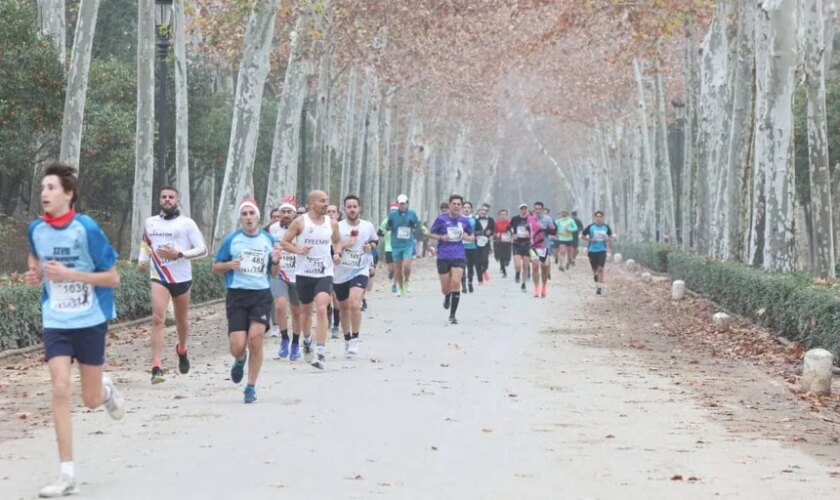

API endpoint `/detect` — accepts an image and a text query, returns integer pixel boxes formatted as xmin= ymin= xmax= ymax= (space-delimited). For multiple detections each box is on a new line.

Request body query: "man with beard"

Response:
xmin=213 ymin=198 xmax=281 ymax=403
xmin=334 ymin=195 xmax=378 ymax=357
xmin=474 ymin=204 xmax=495 ymax=284
xmin=493 ymin=209 xmax=512 ymax=277
xmin=268 ymin=196 xmax=302 ymax=361
xmin=138 ymin=186 xmax=207 ymax=384
xmin=282 ymin=190 xmax=342 ymax=369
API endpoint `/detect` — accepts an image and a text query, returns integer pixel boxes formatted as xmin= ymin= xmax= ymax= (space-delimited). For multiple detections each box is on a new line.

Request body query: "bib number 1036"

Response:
xmin=51 ymin=281 xmax=93 ymax=312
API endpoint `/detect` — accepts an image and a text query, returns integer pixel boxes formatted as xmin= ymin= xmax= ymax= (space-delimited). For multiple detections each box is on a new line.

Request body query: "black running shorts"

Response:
xmin=225 ymin=288 xmax=273 ymax=334
xmin=437 ymin=258 xmax=466 ymax=275
xmin=333 ymin=275 xmax=369 ymax=302
xmin=296 ymin=275 xmax=333 ymax=304
xmin=151 ymin=279 xmax=192 ymax=298
xmin=588 ymin=251 xmax=607 ymax=271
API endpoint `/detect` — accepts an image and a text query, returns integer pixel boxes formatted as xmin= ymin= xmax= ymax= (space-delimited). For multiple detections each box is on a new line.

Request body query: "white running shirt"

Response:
xmin=294 ymin=214 xmax=335 ymax=278
xmin=334 ymin=219 xmax=378 ymax=284
xmin=268 ymin=222 xmax=297 ymax=283
xmin=139 ymin=215 xmax=207 ymax=283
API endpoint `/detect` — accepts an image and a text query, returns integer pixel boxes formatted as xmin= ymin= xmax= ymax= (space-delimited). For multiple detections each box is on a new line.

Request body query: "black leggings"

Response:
xmin=477 ymin=245 xmax=491 ymax=278
xmin=463 ymin=248 xmax=480 ymax=284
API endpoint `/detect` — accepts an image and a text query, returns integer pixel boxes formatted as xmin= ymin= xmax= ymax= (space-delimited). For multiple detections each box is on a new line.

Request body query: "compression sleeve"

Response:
xmin=182 ymin=219 xmax=208 ymax=259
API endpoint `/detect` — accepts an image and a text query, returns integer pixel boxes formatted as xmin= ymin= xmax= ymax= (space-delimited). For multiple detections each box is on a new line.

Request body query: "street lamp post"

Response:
xmin=155 ymin=0 xmax=173 ymax=190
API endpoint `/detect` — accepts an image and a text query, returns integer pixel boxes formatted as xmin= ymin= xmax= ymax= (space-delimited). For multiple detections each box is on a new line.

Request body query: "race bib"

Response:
xmin=340 ymin=249 xmax=363 ymax=268
xmin=279 ymin=252 xmax=296 ymax=272
xmin=535 ymin=248 xmax=547 ymax=258
xmin=446 ymin=226 xmax=463 ymax=241
xmin=302 ymin=256 xmax=327 ymax=275
xmin=516 ymin=225 xmax=529 ymax=238
xmin=476 ymin=235 xmax=489 ymax=247
xmin=397 ymin=226 xmax=411 ymax=239
xmin=239 ymin=249 xmax=267 ymax=275
xmin=500 ymin=232 xmax=512 ymax=242
xmin=155 ymin=242 xmax=177 ymax=264
xmin=51 ymin=281 xmax=93 ymax=312
xmin=593 ymin=230 xmax=608 ymax=242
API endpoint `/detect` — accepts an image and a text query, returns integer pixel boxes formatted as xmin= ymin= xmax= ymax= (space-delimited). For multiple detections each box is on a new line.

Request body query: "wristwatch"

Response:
xmin=177 ymin=251 xmax=184 ymax=259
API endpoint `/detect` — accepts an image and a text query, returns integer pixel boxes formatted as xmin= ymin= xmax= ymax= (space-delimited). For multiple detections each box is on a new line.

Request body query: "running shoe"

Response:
xmin=268 ymin=325 xmax=280 ymax=338
xmin=345 ymin=340 xmax=351 ymax=357
xmin=361 ymin=299 xmax=368 ymax=311
xmin=405 ymin=282 xmax=412 ymax=294
xmin=290 ymin=342 xmax=301 ymax=361
xmin=277 ymin=337 xmax=290 ymax=359
xmin=468 ymin=282 xmax=474 ymax=293
xmin=102 ymin=374 xmax=125 ymax=420
xmin=515 ymin=271 xmax=520 ymax=283
xmin=303 ymin=339 xmax=314 ymax=363
xmin=461 ymin=282 xmax=467 ymax=293
xmin=176 ymin=344 xmax=190 ymax=374
xmin=348 ymin=338 xmax=359 ymax=356
xmin=396 ymin=288 xmax=402 ymax=298
xmin=533 ymin=286 xmax=539 ymax=297
xmin=444 ymin=294 xmax=451 ymax=309
xmin=388 ymin=270 xmax=394 ymax=280
xmin=391 ymin=284 xmax=398 ymax=293
xmin=311 ymin=353 xmax=325 ymax=370
xmin=521 ymin=282 xmax=527 ymax=293
xmin=540 ymin=284 xmax=547 ymax=298
xmin=244 ymin=386 xmax=257 ymax=404
xmin=449 ymin=315 xmax=458 ymax=324
xmin=151 ymin=366 xmax=165 ymax=384
xmin=565 ymin=262 xmax=571 ymax=270
xmin=596 ymin=284 xmax=603 ymax=295
xmin=39 ymin=474 xmax=79 ymax=498
xmin=230 ymin=355 xmax=246 ymax=384
xmin=483 ymin=271 xmax=490 ymax=282
xmin=330 ymin=326 xmax=340 ymax=339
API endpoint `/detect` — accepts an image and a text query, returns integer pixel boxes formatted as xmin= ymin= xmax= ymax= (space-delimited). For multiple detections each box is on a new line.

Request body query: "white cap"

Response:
xmin=518 ymin=203 xmax=528 ymax=209
xmin=397 ymin=194 xmax=408 ymax=203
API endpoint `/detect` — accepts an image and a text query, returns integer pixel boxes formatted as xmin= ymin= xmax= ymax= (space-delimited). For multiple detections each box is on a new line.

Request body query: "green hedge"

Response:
xmin=613 ymin=242 xmax=671 ymax=272
xmin=614 ymin=243 xmax=840 ymax=355
xmin=0 ymin=259 xmax=225 ymax=352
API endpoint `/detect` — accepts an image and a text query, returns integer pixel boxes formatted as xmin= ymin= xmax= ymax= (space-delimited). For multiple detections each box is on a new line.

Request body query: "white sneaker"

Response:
xmin=348 ymin=338 xmax=359 ymax=356
xmin=303 ymin=339 xmax=314 ymax=364
xmin=268 ymin=325 xmax=280 ymax=338
xmin=39 ymin=474 xmax=79 ymax=497
xmin=102 ymin=374 xmax=125 ymax=420
xmin=344 ymin=340 xmax=351 ymax=357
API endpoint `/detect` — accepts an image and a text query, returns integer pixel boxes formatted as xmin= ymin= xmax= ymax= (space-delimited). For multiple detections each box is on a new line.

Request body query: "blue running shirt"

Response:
xmin=28 ymin=215 xmax=118 ymax=329
xmin=215 ymin=229 xmax=275 ymax=290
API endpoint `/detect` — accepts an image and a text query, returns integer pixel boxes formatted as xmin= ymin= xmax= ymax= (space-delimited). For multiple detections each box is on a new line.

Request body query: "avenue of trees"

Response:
xmin=2 ymin=0 xmax=840 ymax=279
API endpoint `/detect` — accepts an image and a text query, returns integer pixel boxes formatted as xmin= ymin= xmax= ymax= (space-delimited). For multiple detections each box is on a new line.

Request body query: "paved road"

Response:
xmin=1 ymin=259 xmax=839 ymax=499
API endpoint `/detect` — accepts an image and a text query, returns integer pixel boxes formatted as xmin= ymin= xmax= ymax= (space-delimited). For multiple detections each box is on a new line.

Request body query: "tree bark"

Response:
xmin=36 ymin=0 xmax=65 ymax=66
xmin=213 ymin=0 xmax=280 ymax=247
xmin=681 ymin=28 xmax=698 ymax=249
xmin=350 ymin=70 xmax=370 ymax=196
xmin=749 ymin=0 xmax=798 ymax=271
xmin=654 ymin=57 xmax=677 ymax=242
xmin=633 ymin=58 xmax=655 ymax=241
xmin=339 ymin=67 xmax=357 ymax=201
xmin=364 ymin=69 xmax=381 ymax=215
xmin=59 ymin=0 xmax=100 ymax=168
xmin=130 ymin=0 xmax=155 ymax=260
xmin=173 ymin=0 xmax=190 ymax=216
xmin=803 ymin=0 xmax=836 ymax=278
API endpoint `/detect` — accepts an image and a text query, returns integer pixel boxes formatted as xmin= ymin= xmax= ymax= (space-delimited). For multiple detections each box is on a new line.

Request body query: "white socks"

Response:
xmin=60 ymin=461 xmax=74 ymax=478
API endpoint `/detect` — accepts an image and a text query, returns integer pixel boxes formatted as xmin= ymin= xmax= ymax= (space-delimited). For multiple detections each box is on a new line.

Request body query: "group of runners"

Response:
xmin=23 ymin=161 xmax=613 ymax=497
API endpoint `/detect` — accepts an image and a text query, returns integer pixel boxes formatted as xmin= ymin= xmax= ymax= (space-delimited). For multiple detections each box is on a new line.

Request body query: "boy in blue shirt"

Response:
xmin=26 ymin=162 xmax=125 ymax=498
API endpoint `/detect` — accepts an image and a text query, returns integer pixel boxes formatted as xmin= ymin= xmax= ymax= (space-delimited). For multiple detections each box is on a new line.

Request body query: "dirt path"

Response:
xmin=1 ymin=258 xmax=839 ymax=499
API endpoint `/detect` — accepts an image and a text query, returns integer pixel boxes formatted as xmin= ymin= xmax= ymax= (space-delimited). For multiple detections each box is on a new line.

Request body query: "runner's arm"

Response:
xmin=212 ymin=234 xmax=238 ymax=273
xmin=182 ymin=220 xmax=208 ymax=259
xmin=281 ymin=218 xmax=306 ymax=255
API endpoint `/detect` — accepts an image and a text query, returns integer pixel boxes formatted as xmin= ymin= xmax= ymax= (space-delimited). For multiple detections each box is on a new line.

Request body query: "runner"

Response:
xmin=26 ymin=162 xmax=125 ymax=497
xmin=281 ymin=190 xmax=342 ymax=369
xmin=267 ymin=196 xmax=302 ymax=361
xmin=554 ymin=209 xmax=578 ymax=271
xmin=474 ymin=204 xmax=495 ymax=285
xmin=426 ymin=194 xmax=475 ymax=324
xmin=461 ymin=201 xmax=479 ymax=292
xmin=493 ymin=209 xmax=512 ymax=277
xmin=213 ymin=198 xmax=279 ymax=403
xmin=265 ymin=208 xmax=282 ymax=338
xmin=581 ymin=210 xmax=613 ymax=295
xmin=333 ymin=195 xmax=378 ymax=357
xmin=326 ymin=204 xmax=342 ymax=338
xmin=138 ymin=186 xmax=207 ymax=384
xmin=378 ymin=202 xmax=398 ymax=294
xmin=528 ymin=201 xmax=556 ymax=298
xmin=570 ymin=210 xmax=584 ymax=266
xmin=509 ymin=203 xmax=532 ymax=292
xmin=386 ymin=194 xmax=419 ymax=296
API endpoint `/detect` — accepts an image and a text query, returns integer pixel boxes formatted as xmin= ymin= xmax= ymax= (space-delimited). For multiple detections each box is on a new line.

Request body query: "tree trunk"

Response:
xmin=749 ymin=0 xmax=798 ymax=271
xmin=803 ymin=0 xmax=836 ymax=278
xmin=213 ymin=0 xmax=280 ymax=247
xmin=37 ymin=0 xmax=65 ymax=65
xmin=59 ymin=0 xmax=100 ymax=168
xmin=173 ymin=0 xmax=190 ymax=216
xmin=633 ymin=58 xmax=655 ymax=241
xmin=364 ymin=70 xmax=381 ymax=215
xmin=400 ymin=104 xmax=416 ymax=197
xmin=339 ymin=67 xmax=357 ymax=200
xmin=654 ymin=57 xmax=677 ymax=242
xmin=380 ymin=87 xmax=394 ymax=217
xmin=264 ymin=15 xmax=311 ymax=216
xmin=350 ymin=70 xmax=370 ymax=196
xmin=130 ymin=0 xmax=155 ymax=260
xmin=681 ymin=28 xmax=698 ymax=249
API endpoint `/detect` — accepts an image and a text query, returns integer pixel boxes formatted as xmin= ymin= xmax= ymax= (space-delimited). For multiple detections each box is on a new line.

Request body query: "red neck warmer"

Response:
xmin=43 ymin=208 xmax=76 ymax=228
